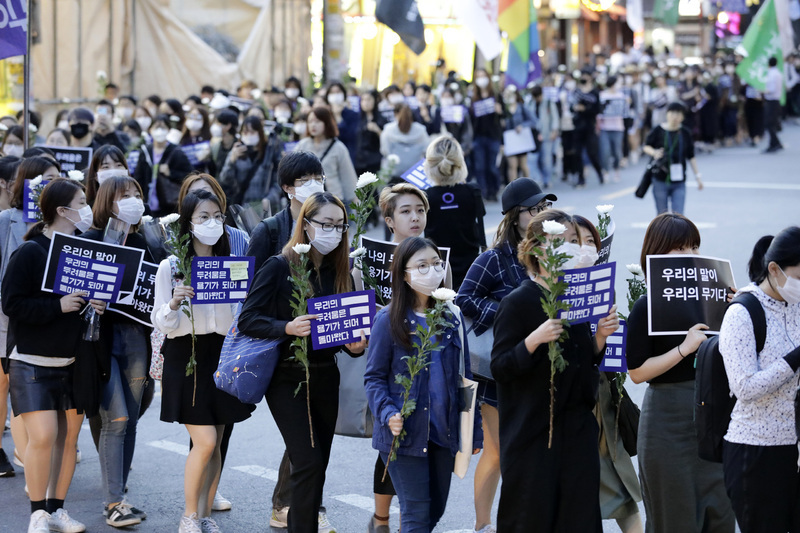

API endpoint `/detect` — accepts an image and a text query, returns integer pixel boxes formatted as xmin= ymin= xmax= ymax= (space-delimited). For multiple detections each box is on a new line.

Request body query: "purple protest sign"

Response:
xmin=594 ymin=318 xmax=628 ymax=372
xmin=182 ymin=141 xmax=210 ymax=167
xmin=401 ymin=159 xmax=431 ymax=190
xmin=308 ymin=290 xmax=376 ymax=350
xmin=22 ymin=179 xmax=50 ymax=223
xmin=53 ymin=253 xmax=126 ymax=302
xmin=472 ymin=97 xmax=496 ymax=118
xmin=191 ymin=256 xmax=255 ymax=304
xmin=0 ymin=0 xmax=28 ymax=61
xmin=558 ymin=262 xmax=616 ymax=324
xmin=440 ymin=105 xmax=465 ymax=124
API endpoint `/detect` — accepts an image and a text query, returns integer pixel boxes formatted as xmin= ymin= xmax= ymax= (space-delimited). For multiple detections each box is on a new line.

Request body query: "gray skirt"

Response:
xmin=638 ymin=381 xmax=736 ymax=533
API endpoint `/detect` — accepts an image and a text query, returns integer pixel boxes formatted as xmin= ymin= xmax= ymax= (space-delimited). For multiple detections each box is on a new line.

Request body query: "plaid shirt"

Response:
xmin=455 ymin=241 xmax=526 ymax=336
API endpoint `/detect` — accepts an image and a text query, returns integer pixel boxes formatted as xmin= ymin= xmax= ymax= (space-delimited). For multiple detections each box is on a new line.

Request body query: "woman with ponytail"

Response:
xmin=720 ymin=227 xmax=800 ymax=533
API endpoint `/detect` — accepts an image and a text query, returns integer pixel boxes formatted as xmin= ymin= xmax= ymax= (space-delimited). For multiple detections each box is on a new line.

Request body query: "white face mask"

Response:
xmin=406 ymin=268 xmax=446 ymax=296
xmin=241 ymin=134 xmax=260 ymax=147
xmin=64 ymin=205 xmax=93 ymax=233
xmin=306 ymin=228 xmax=341 ymax=255
xmin=285 ymin=87 xmax=300 ymax=99
xmin=328 ymin=92 xmax=345 ymax=105
xmin=725 ymin=65 xmax=735 ymax=75
xmin=192 ymin=219 xmax=224 ymax=246
xmin=293 ymin=122 xmax=307 ymax=136
xmin=3 ymin=144 xmax=23 ymax=158
xmin=440 ymin=98 xmax=454 ymax=106
xmin=565 ymin=80 xmax=577 ymax=91
xmin=275 ymin=111 xmax=291 ymax=123
xmin=210 ymin=123 xmax=223 ymax=138
xmin=776 ymin=267 xmax=800 ymax=305
xmin=576 ymin=244 xmax=600 ymax=268
xmin=57 ymin=120 xmax=69 ymax=130
xmin=388 ymin=93 xmax=404 ymax=105
xmin=641 ymin=73 xmax=653 ymax=84
xmin=475 ymin=77 xmax=490 ymax=89
xmin=115 ymin=197 xmax=145 ymax=225
xmin=136 ymin=117 xmax=152 ymax=132
xmin=290 ymin=180 xmax=324 ymax=204
xmin=555 ymin=242 xmax=582 ymax=270
xmin=185 ymin=119 xmax=203 ymax=132
xmin=118 ymin=107 xmax=134 ymax=120
xmin=97 ymin=168 xmax=129 ymax=185
xmin=151 ymin=128 xmax=168 ymax=143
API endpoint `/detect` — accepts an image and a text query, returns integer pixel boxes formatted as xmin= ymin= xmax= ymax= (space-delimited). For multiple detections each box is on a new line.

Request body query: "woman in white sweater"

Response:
xmin=719 ymin=226 xmax=800 ymax=533
xmin=380 ymin=104 xmax=429 ymax=179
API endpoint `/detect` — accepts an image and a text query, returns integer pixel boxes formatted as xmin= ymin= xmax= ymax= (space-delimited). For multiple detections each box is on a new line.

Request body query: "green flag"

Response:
xmin=653 ymin=0 xmax=680 ymax=26
xmin=736 ymin=0 xmax=784 ymax=103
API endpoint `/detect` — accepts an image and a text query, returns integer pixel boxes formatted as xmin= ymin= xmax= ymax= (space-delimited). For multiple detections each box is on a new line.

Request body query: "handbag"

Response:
xmin=635 ymin=157 xmax=667 ymax=199
xmin=214 ymin=301 xmax=285 ymax=404
xmin=608 ymin=375 xmax=640 ymax=457
xmin=334 ymin=349 xmax=374 ymax=438
xmin=450 ymin=302 xmax=479 ymax=479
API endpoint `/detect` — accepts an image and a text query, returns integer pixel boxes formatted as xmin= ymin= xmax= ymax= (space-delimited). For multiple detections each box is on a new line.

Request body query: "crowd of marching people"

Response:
xmin=0 ymin=48 xmax=798 ymax=533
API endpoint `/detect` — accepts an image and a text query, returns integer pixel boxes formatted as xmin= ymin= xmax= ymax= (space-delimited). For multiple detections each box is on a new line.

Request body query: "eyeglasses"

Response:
xmin=193 ymin=214 xmax=226 ymax=224
xmin=296 ymin=176 xmax=326 ymax=186
xmin=405 ymin=260 xmax=447 ymax=275
xmin=305 ymin=218 xmax=349 ymax=233
xmin=525 ymin=201 xmax=553 ymax=215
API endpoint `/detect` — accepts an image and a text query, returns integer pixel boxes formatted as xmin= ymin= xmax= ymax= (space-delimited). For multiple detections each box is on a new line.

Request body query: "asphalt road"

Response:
xmin=2 ymin=125 xmax=799 ymax=532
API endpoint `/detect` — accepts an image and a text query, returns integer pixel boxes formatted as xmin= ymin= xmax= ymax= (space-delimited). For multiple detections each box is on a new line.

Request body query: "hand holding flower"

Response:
xmin=526 ymin=318 xmax=564 ymax=352
xmin=285 ymin=314 xmax=319 ymax=337
xmin=169 ymin=285 xmax=195 ymax=311
xmin=388 ymin=413 xmax=403 ymax=436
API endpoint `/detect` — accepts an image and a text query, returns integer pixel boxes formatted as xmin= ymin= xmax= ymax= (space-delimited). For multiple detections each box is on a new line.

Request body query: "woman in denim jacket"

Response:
xmin=365 ymin=236 xmax=483 ymax=533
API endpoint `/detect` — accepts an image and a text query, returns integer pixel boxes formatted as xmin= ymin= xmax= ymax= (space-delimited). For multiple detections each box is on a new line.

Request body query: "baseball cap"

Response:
xmin=501 ymin=178 xmax=557 ymax=214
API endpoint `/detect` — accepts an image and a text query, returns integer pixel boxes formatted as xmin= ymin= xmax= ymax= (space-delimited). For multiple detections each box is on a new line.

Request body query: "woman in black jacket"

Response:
xmin=491 ymin=209 xmax=618 ymax=532
xmin=133 ymin=114 xmax=194 ymax=217
xmin=4 ymin=178 xmax=106 ymax=533
xmin=354 ymin=90 xmax=387 ymax=176
xmin=238 ymin=192 xmax=366 ymax=533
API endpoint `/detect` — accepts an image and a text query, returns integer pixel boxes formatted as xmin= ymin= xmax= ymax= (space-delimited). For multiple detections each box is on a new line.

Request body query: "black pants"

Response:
xmin=267 ymin=363 xmax=339 ymax=533
xmin=764 ymin=100 xmax=783 ymax=149
xmin=723 ymin=441 xmax=800 ymax=533
xmin=745 ymin=99 xmax=765 ymax=139
xmin=575 ymin=127 xmax=604 ymax=184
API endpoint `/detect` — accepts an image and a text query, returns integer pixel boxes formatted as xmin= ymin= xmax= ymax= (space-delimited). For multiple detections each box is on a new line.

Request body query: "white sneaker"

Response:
xmin=200 ymin=516 xmax=222 ymax=533
xmin=27 ymin=510 xmax=50 ymax=533
xmin=211 ymin=491 xmax=232 ymax=511
xmin=75 ymin=449 xmax=81 ymax=463
xmin=269 ymin=507 xmax=288 ymax=528
xmin=474 ymin=526 xmax=497 ymax=533
xmin=49 ymin=509 xmax=86 ymax=532
xmin=179 ymin=513 xmax=202 ymax=533
xmin=318 ymin=511 xmax=336 ymax=533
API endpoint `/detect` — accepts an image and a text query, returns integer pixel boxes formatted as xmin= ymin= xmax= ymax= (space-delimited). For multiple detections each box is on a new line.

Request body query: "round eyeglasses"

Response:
xmin=405 ymin=260 xmax=447 ymax=275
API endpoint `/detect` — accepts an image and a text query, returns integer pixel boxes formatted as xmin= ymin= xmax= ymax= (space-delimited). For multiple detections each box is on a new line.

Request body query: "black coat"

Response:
xmin=246 ymin=207 xmax=294 ymax=273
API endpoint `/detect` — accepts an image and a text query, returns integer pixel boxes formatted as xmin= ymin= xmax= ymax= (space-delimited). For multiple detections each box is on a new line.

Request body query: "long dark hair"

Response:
xmin=639 ymin=213 xmax=700 ymax=277
xmin=86 ymin=145 xmax=129 ymax=206
xmin=492 ymin=205 xmax=523 ymax=250
xmin=240 ymin=115 xmax=266 ymax=161
xmin=11 ymin=156 xmax=61 ymax=209
xmin=177 ymin=189 xmax=231 ymax=258
xmin=388 ymin=236 xmax=443 ymax=349
xmin=748 ymin=227 xmax=800 ymax=284
xmin=24 ymin=178 xmax=84 ymax=241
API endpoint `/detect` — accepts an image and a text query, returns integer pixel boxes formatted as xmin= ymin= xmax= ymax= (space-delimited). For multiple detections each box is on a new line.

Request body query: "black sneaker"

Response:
xmin=105 ymin=503 xmax=141 ymax=528
xmin=0 ymin=449 xmax=15 ymax=477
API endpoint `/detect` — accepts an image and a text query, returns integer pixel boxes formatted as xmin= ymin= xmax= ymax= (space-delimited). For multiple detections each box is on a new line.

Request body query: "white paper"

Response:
xmin=503 ymin=128 xmax=536 ymax=156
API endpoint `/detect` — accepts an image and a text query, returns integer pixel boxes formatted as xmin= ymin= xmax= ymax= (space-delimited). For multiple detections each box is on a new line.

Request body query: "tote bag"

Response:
xmin=449 ymin=302 xmax=478 ymax=479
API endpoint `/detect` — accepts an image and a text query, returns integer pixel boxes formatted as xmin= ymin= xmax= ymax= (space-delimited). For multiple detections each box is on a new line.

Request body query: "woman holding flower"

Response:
xmin=364 ymin=236 xmax=482 ymax=533
xmin=151 ymin=189 xmax=254 ymax=533
xmin=238 ymin=191 xmax=366 ymax=533
xmin=491 ymin=209 xmax=619 ymax=532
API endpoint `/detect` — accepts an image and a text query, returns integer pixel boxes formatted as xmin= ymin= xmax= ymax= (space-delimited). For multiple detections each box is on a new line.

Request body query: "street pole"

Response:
xmin=22 ymin=0 xmax=32 ymax=150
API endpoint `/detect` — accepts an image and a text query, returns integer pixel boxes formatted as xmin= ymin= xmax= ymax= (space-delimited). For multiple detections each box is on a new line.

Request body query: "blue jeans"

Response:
xmin=472 ymin=136 xmax=501 ymax=198
xmin=599 ymin=130 xmax=624 ymax=171
xmin=99 ymin=322 xmax=149 ymax=504
xmin=652 ymin=179 xmax=686 ymax=215
xmin=533 ymin=140 xmax=554 ymax=185
xmin=381 ymin=443 xmax=455 ymax=533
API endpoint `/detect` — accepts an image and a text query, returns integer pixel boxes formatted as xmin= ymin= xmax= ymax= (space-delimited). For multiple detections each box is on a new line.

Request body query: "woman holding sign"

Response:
xmin=238 ymin=191 xmax=366 ymax=533
xmin=626 ymin=213 xmax=735 ymax=533
xmin=3 ymin=178 xmax=105 ymax=533
xmin=152 ymin=189 xmax=254 ymax=533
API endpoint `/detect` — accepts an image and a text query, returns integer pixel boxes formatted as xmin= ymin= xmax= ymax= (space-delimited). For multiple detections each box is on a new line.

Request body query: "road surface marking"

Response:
xmin=601 ymin=187 xmax=637 ymax=200
xmin=146 ymin=440 xmax=189 ymax=456
xmin=331 ymin=494 xmax=399 ymax=515
xmin=231 ymin=464 xmax=279 ymax=481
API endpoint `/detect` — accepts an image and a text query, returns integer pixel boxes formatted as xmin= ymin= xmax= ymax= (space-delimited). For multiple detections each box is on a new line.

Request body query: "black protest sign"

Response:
xmin=597 ymin=218 xmax=615 ymax=265
xmin=42 ymin=232 xmax=145 ymax=305
xmin=44 ymin=146 xmax=93 ymax=172
xmin=108 ymin=261 xmax=159 ymax=326
xmin=646 ymin=254 xmax=736 ymax=335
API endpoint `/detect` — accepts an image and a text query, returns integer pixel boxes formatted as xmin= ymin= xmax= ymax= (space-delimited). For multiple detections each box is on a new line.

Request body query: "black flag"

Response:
xmin=375 ymin=0 xmax=426 ymax=55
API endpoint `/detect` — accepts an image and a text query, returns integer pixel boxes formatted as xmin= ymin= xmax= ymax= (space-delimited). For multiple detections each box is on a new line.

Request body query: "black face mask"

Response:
xmin=70 ymin=123 xmax=90 ymax=139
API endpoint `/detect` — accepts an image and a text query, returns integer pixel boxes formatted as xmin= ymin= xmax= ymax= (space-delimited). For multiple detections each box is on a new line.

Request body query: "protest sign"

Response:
xmin=558 ymin=262 xmax=616 ymax=324
xmin=597 ymin=219 xmax=615 ymax=265
xmin=191 ymin=256 xmax=255 ymax=304
xmin=108 ymin=261 xmax=159 ymax=326
xmin=0 ymin=0 xmax=27 ymax=60
xmin=502 ymin=128 xmax=536 ymax=156
xmin=646 ymin=254 xmax=736 ymax=335
xmin=181 ymin=141 xmax=210 ymax=167
xmin=126 ymin=149 xmax=140 ymax=175
xmin=440 ymin=105 xmax=465 ymax=124
xmin=401 ymin=159 xmax=432 ymax=190
xmin=43 ymin=233 xmax=144 ymax=304
xmin=472 ymin=97 xmax=496 ymax=118
xmin=43 ymin=146 xmax=93 ymax=173
xmin=595 ymin=318 xmax=629 ymax=372
xmin=309 ymin=290 xmax=376 ymax=350
xmin=51 ymin=254 xmax=125 ymax=302
xmin=348 ymin=95 xmax=361 ymax=112
xmin=22 ymin=179 xmax=49 ymax=223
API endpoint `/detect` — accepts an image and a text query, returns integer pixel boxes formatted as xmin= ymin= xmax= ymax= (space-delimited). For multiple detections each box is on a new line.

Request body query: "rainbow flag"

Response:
xmin=498 ymin=0 xmax=542 ymax=88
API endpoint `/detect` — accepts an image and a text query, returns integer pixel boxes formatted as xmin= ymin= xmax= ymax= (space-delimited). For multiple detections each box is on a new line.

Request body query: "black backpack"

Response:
xmin=695 ymin=292 xmax=766 ymax=463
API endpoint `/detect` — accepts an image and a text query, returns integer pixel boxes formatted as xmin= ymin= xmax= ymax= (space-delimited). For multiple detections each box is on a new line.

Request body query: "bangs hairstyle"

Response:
xmin=92 ymin=175 xmax=143 ymax=231
xmin=379 ymin=182 xmax=429 ymax=219
xmin=639 ymin=213 xmax=701 ymax=277
xmin=492 ymin=205 xmax=523 ymax=250
xmin=308 ymin=107 xmax=339 ymax=139
xmin=424 ymin=135 xmax=467 ymax=186
xmin=177 ymin=189 xmax=231 ymax=260
xmin=240 ymin=115 xmax=266 ymax=160
xmin=11 ymin=156 xmax=61 ymax=209
xmin=282 ymin=191 xmax=350 ymax=296
xmin=573 ymin=215 xmax=602 ymax=252
xmin=178 ymin=173 xmax=228 ymax=213
xmin=517 ymin=209 xmax=575 ymax=274
xmin=748 ymin=226 xmax=800 ymax=284
xmin=24 ymin=178 xmax=84 ymax=241
xmin=388 ymin=236 xmax=443 ymax=349
xmin=86 ymin=145 xmax=129 ymax=206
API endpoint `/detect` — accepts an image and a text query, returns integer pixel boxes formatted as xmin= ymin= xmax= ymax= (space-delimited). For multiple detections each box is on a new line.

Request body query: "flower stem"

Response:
xmin=382 ymin=435 xmax=399 ymax=482
xmin=305 ymin=364 xmax=315 ymax=448
xmin=549 ymin=357 xmax=556 ymax=448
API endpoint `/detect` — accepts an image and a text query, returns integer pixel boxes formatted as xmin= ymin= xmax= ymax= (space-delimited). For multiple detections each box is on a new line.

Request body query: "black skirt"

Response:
xmin=9 ymin=359 xmax=75 ymax=415
xmin=160 ymin=333 xmax=254 ymax=426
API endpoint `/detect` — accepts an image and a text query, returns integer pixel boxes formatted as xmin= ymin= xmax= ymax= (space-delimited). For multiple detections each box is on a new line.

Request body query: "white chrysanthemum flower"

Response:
xmin=293 ymin=243 xmax=312 ymax=255
xmin=387 ymin=154 xmax=400 ymax=166
xmin=626 ymin=264 xmax=643 ymax=276
xmin=349 ymin=247 xmax=367 ymax=259
xmin=67 ymin=170 xmax=84 ymax=181
xmin=0 ymin=124 xmax=8 ymax=131
xmin=542 ymin=220 xmax=567 ymax=235
xmin=160 ymin=213 xmax=180 ymax=225
xmin=28 ymin=124 xmax=38 ymax=133
xmin=356 ymin=172 xmax=378 ymax=189
xmin=30 ymin=175 xmax=43 ymax=187
xmin=96 ymin=70 xmax=107 ymax=80
xmin=141 ymin=215 xmax=154 ymax=224
xmin=431 ymin=288 xmax=457 ymax=302
xmin=596 ymin=204 xmax=614 ymax=215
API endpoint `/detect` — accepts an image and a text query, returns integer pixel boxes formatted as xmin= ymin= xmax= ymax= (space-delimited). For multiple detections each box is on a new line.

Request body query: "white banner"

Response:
xmin=460 ymin=0 xmax=503 ymax=61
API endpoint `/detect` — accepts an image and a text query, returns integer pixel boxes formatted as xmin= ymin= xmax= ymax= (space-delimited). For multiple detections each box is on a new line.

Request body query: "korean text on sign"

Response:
xmin=595 ymin=319 xmax=628 ymax=372
xmin=191 ymin=256 xmax=255 ymax=304
xmin=558 ymin=263 xmax=617 ymax=324
xmin=308 ymin=290 xmax=377 ymax=350
xmin=108 ymin=261 xmax=159 ymax=326
xmin=54 ymin=253 xmax=125 ymax=302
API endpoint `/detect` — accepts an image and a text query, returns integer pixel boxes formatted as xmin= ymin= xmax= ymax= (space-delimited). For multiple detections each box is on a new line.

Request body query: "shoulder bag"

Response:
xmin=450 ymin=302 xmax=479 ymax=479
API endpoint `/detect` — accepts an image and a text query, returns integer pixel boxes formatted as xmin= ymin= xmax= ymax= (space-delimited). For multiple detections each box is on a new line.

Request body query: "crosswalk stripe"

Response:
xmin=331 ymin=494 xmax=399 ymax=515
xmin=146 ymin=440 xmax=189 ymax=456
xmin=231 ymin=464 xmax=279 ymax=481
